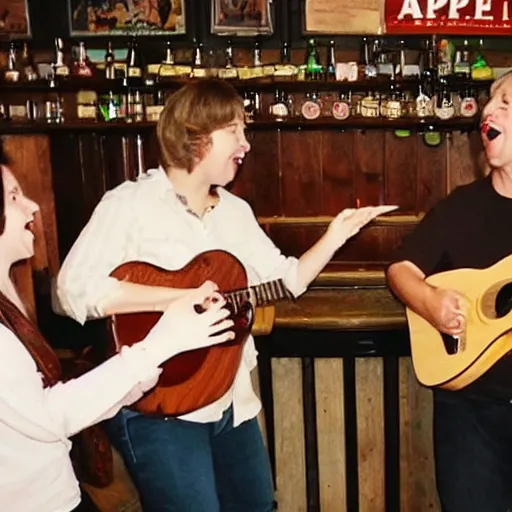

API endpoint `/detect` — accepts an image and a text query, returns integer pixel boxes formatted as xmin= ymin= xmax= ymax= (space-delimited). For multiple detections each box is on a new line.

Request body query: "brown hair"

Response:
xmin=157 ymin=79 xmax=244 ymax=172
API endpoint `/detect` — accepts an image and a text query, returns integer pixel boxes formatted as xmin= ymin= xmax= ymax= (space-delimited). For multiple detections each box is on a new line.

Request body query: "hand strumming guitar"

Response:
xmin=423 ymin=286 xmax=467 ymax=338
xmin=144 ymin=281 xmax=234 ymax=364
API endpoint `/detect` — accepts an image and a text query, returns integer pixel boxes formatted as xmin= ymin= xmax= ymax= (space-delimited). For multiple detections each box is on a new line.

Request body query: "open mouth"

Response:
xmin=25 ymin=220 xmax=34 ymax=234
xmin=233 ymin=156 xmax=243 ymax=165
xmin=481 ymin=122 xmax=502 ymax=141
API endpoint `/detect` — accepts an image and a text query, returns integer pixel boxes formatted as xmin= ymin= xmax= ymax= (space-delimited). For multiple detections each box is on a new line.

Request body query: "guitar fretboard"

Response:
xmin=225 ymin=279 xmax=293 ymax=312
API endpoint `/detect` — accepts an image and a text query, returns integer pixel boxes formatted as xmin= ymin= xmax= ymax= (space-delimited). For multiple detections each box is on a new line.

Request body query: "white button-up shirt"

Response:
xmin=56 ymin=167 xmax=304 ymax=426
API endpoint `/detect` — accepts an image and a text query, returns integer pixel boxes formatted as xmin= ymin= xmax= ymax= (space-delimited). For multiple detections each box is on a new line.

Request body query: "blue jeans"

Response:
xmin=434 ymin=390 xmax=512 ymax=512
xmin=104 ymin=406 xmax=275 ymax=512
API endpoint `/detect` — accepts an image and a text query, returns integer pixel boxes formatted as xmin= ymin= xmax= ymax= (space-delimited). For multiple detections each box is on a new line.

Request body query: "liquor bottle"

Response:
xmin=332 ymin=92 xmax=351 ymax=120
xmin=145 ymin=89 xmax=166 ymax=122
xmin=305 ymin=39 xmax=322 ymax=80
xmin=158 ymin=39 xmax=176 ymax=78
xmin=219 ymin=39 xmax=237 ymax=80
xmin=126 ymin=37 xmax=143 ymax=79
xmin=274 ymin=41 xmax=296 ymax=79
xmin=105 ymin=41 xmax=116 ymax=80
xmin=191 ymin=40 xmax=207 ymax=78
xmin=127 ymin=89 xmax=144 ymax=123
xmin=415 ymin=82 xmax=431 ymax=118
xmin=253 ymin=40 xmax=262 ymax=68
xmin=20 ymin=42 xmax=38 ymax=81
xmin=45 ymin=75 xmax=64 ymax=123
xmin=434 ymin=79 xmax=455 ymax=120
xmin=301 ymin=91 xmax=322 ymax=120
xmin=459 ymin=86 xmax=478 ymax=118
xmin=73 ymin=41 xmax=94 ymax=78
xmin=52 ymin=38 xmax=70 ymax=78
xmin=453 ymin=40 xmax=471 ymax=78
xmin=326 ymin=40 xmax=336 ymax=81
xmin=76 ymin=90 xmax=98 ymax=120
xmin=383 ymin=71 xmax=402 ymax=119
xmin=359 ymin=37 xmax=377 ymax=79
xmin=4 ymin=43 xmax=20 ymax=82
xmin=99 ymin=90 xmax=120 ymax=122
xmin=269 ymin=90 xmax=289 ymax=121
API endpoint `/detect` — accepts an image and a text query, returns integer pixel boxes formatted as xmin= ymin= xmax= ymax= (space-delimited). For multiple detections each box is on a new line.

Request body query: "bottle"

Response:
xmin=459 ymin=86 xmax=478 ymax=118
xmin=384 ymin=71 xmax=402 ymax=119
xmin=332 ymin=92 xmax=351 ymax=120
xmin=434 ymin=79 xmax=455 ymax=120
xmin=191 ymin=40 xmax=207 ymax=78
xmin=20 ymin=42 xmax=38 ymax=81
xmin=45 ymin=75 xmax=64 ymax=123
xmin=105 ymin=41 xmax=116 ymax=80
xmin=219 ymin=39 xmax=237 ymax=80
xmin=73 ymin=41 xmax=94 ymax=78
xmin=158 ymin=39 xmax=176 ymax=78
xmin=326 ymin=40 xmax=336 ymax=81
xmin=145 ymin=89 xmax=166 ymax=122
xmin=52 ymin=38 xmax=69 ymax=78
xmin=359 ymin=37 xmax=377 ymax=79
xmin=269 ymin=90 xmax=289 ymax=121
xmin=4 ymin=43 xmax=20 ymax=82
xmin=301 ymin=91 xmax=322 ymax=120
xmin=127 ymin=89 xmax=144 ymax=122
xmin=305 ymin=39 xmax=322 ymax=80
xmin=415 ymin=82 xmax=431 ymax=118
xmin=126 ymin=37 xmax=143 ymax=79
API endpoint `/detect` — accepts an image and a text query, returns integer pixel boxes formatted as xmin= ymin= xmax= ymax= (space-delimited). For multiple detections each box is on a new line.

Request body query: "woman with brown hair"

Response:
xmin=57 ymin=79 xmax=395 ymax=511
xmin=0 ymin=141 xmax=234 ymax=512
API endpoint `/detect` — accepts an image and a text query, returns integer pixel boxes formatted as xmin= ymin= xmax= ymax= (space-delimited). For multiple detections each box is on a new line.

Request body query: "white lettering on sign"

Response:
xmin=397 ymin=0 xmax=500 ymax=19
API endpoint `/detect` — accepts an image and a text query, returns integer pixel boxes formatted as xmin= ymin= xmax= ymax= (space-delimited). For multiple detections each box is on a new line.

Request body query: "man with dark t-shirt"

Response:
xmin=387 ymin=72 xmax=512 ymax=512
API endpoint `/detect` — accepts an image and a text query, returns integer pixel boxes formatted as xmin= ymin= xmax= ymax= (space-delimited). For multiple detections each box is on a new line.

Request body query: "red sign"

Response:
xmin=385 ymin=0 xmax=512 ymax=34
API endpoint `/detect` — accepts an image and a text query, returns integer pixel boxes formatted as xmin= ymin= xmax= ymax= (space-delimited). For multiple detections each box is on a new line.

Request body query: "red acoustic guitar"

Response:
xmin=108 ymin=250 xmax=292 ymax=416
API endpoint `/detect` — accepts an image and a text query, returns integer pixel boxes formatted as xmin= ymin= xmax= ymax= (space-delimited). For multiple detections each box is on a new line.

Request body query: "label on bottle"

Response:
xmin=385 ymin=100 xmax=402 ymax=119
xmin=146 ymin=105 xmax=164 ymax=121
xmin=158 ymin=64 xmax=176 ymax=77
xmin=270 ymin=102 xmax=289 ymax=119
xmin=77 ymin=104 xmax=97 ymax=119
xmin=4 ymin=70 xmax=20 ymax=82
xmin=460 ymin=97 xmax=478 ymax=118
xmin=434 ymin=102 xmax=455 ymax=120
xmin=55 ymin=65 xmax=69 ymax=77
xmin=301 ymin=100 xmax=320 ymax=120
xmin=9 ymin=104 xmax=27 ymax=120
xmin=128 ymin=67 xmax=142 ymax=78
xmin=360 ymin=97 xmax=379 ymax=118
xmin=415 ymin=93 xmax=431 ymax=118
xmin=332 ymin=101 xmax=350 ymax=120
xmin=192 ymin=68 xmax=207 ymax=78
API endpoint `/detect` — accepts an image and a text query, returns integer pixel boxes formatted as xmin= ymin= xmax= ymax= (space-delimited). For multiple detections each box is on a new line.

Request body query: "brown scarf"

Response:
xmin=0 ymin=290 xmax=113 ymax=488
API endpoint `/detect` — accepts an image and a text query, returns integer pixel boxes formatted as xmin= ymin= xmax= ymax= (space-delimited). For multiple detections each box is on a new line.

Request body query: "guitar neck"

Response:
xmin=226 ymin=279 xmax=293 ymax=309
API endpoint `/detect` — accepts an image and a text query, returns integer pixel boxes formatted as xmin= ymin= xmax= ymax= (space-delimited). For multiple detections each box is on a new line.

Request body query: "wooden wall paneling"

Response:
xmin=321 ymin=131 xmax=355 ymax=216
xmin=231 ymin=130 xmax=282 ymax=216
xmin=384 ymin=132 xmax=418 ymax=213
xmin=315 ymin=358 xmax=347 ymax=511
xmin=399 ymin=358 xmax=440 ymax=512
xmin=353 ymin=131 xmax=385 ymax=207
xmin=280 ymin=131 xmax=323 ymax=217
xmin=272 ymin=357 xmax=308 ymax=512
xmin=100 ymin=135 xmax=137 ymax=191
xmin=5 ymin=135 xmax=59 ymax=323
xmin=416 ymin=136 xmax=447 ymax=213
xmin=447 ymin=132 xmax=485 ymax=192
xmin=140 ymin=130 xmax=160 ymax=170
xmin=355 ymin=357 xmax=386 ymax=512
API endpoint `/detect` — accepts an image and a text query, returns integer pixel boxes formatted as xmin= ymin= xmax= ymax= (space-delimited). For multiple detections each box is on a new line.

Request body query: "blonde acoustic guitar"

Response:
xmin=406 ymin=253 xmax=512 ymax=391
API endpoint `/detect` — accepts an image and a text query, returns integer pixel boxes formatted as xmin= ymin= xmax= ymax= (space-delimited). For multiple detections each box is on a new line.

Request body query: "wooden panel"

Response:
xmin=272 ymin=358 xmax=307 ymax=512
xmin=384 ymin=132 xmax=417 ymax=213
xmin=399 ymin=358 xmax=440 ymax=512
xmin=315 ymin=358 xmax=347 ymax=511
xmin=321 ymin=131 xmax=355 ymax=215
xmin=356 ymin=357 xmax=385 ymax=512
xmin=281 ymin=131 xmax=323 ymax=217
xmin=448 ymin=132 xmax=485 ymax=192
xmin=353 ymin=131 xmax=385 ymax=207
xmin=416 ymin=136 xmax=447 ymax=213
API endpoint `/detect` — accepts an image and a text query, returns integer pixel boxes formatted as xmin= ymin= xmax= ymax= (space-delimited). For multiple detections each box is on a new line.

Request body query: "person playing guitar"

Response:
xmin=387 ymin=71 xmax=512 ymax=512
xmin=56 ymin=79 xmax=392 ymax=512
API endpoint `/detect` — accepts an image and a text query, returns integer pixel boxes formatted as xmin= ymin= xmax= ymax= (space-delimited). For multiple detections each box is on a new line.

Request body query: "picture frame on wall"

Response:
xmin=0 ymin=0 xmax=31 ymax=37
xmin=68 ymin=0 xmax=186 ymax=37
xmin=211 ymin=0 xmax=273 ymax=36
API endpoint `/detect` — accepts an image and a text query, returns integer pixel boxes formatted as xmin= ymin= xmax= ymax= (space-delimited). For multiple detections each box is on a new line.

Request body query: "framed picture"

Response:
xmin=211 ymin=0 xmax=273 ymax=36
xmin=0 ymin=0 xmax=31 ymax=37
xmin=68 ymin=0 xmax=186 ymax=36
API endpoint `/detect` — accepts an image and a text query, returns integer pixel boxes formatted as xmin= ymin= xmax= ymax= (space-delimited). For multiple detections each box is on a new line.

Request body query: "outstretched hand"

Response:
xmin=327 ymin=205 xmax=398 ymax=248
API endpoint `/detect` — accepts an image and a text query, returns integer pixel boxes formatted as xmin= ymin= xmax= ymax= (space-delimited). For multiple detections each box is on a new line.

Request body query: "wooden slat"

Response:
xmin=399 ymin=358 xmax=440 ymax=512
xmin=447 ymin=132 xmax=485 ymax=192
xmin=272 ymin=358 xmax=307 ymax=512
xmin=315 ymin=358 xmax=347 ymax=512
xmin=356 ymin=357 xmax=385 ymax=512
xmin=416 ymin=136 xmax=447 ymax=213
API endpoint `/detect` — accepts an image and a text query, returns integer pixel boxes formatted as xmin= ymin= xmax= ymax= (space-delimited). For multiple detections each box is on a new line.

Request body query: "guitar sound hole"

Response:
xmin=441 ymin=332 xmax=459 ymax=355
xmin=495 ymin=283 xmax=512 ymax=318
